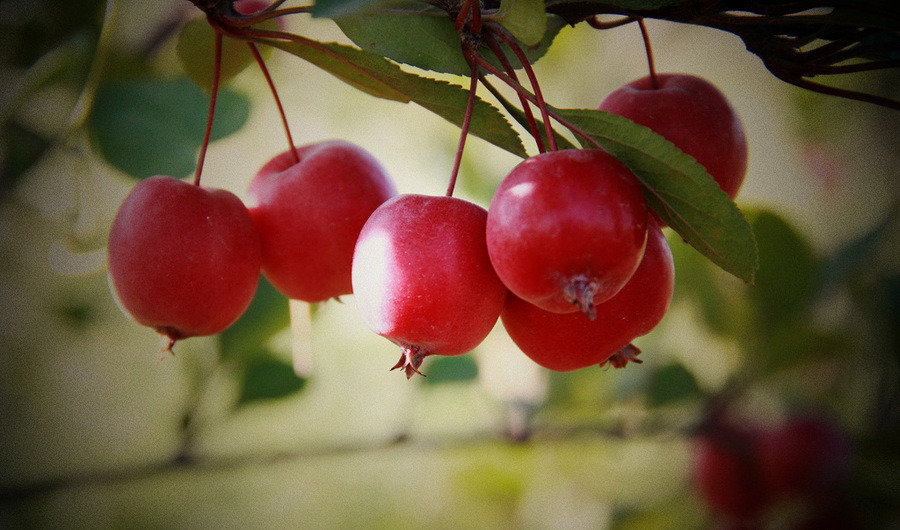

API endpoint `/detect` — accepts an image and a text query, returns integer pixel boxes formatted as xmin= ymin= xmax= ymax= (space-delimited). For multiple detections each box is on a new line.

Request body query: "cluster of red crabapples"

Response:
xmin=693 ymin=411 xmax=855 ymax=528
xmin=106 ymin=70 xmax=747 ymax=376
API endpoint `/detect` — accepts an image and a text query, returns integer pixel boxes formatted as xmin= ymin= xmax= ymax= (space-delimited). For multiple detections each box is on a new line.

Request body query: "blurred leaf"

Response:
xmin=745 ymin=209 xmax=818 ymax=326
xmin=422 ymin=355 xmax=478 ymax=385
xmin=87 ymin=78 xmax=250 ymax=179
xmin=1 ymin=122 xmax=50 ymax=195
xmin=647 ymin=363 xmax=702 ymax=407
xmin=754 ymin=324 xmax=853 ymax=372
xmin=311 ymin=0 xmax=393 ymax=18
xmin=495 ymin=0 xmax=548 ymax=46
xmin=219 ymin=276 xmax=290 ymax=361
xmin=258 ymin=36 xmax=527 ymax=157
xmin=667 ymin=233 xmax=744 ymax=336
xmin=334 ymin=7 xmax=565 ymax=75
xmin=555 ymin=107 xmax=759 ymax=284
xmin=237 ymin=354 xmax=307 ymax=404
xmin=819 ymin=201 xmax=899 ymax=295
xmin=176 ymin=17 xmax=276 ymax=92
xmin=0 ymin=0 xmax=104 ymax=67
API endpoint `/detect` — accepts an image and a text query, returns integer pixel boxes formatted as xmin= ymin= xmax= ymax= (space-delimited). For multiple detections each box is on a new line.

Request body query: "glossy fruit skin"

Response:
xmin=247 ymin=141 xmax=396 ymax=302
xmin=486 ymin=149 xmax=649 ymax=317
xmin=351 ymin=194 xmax=508 ymax=377
xmin=598 ymin=74 xmax=748 ymax=200
xmin=500 ymin=221 xmax=673 ymax=372
xmin=107 ymin=176 xmax=261 ymax=344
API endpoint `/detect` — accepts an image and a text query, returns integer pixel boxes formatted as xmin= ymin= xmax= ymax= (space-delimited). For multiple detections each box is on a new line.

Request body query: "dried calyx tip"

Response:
xmin=601 ymin=343 xmax=642 ymax=369
xmin=564 ymin=276 xmax=597 ymax=320
xmin=391 ymin=344 xmax=429 ymax=379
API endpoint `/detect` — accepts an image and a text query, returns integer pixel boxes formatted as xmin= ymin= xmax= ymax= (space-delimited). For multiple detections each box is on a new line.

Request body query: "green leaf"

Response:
xmin=553 ymin=107 xmax=758 ymax=284
xmin=495 ymin=0 xmax=548 ymax=46
xmin=335 ymin=11 xmax=469 ymax=75
xmin=176 ymin=17 xmax=276 ymax=92
xmin=647 ymin=363 xmax=702 ymax=407
xmin=667 ymin=231 xmax=747 ymax=336
xmin=237 ymin=354 xmax=307 ymax=405
xmin=312 ymin=0 xmax=395 ymax=18
xmin=88 ymin=78 xmax=250 ymax=179
xmin=753 ymin=324 xmax=853 ymax=373
xmin=481 ymin=79 xmax=578 ymax=152
xmin=219 ymin=276 xmax=290 ymax=362
xmin=422 ymin=355 xmax=478 ymax=385
xmin=334 ymin=8 xmax=566 ymax=76
xmin=258 ymin=36 xmax=527 ymax=157
xmin=744 ymin=209 xmax=818 ymax=325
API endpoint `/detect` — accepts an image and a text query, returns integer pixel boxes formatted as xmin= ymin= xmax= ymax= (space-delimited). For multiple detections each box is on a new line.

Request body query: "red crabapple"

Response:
xmin=486 ymin=149 xmax=649 ymax=318
xmin=598 ymin=73 xmax=748 ymax=200
xmin=694 ymin=423 xmax=768 ymax=523
xmin=759 ymin=415 xmax=851 ymax=503
xmin=500 ymin=221 xmax=674 ymax=372
xmin=107 ymin=176 xmax=261 ymax=350
xmin=247 ymin=141 xmax=396 ymax=302
xmin=351 ymin=194 xmax=508 ymax=378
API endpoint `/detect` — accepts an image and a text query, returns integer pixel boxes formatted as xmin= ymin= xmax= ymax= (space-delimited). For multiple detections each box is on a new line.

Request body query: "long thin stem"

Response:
xmin=247 ymin=41 xmax=299 ymax=164
xmin=447 ymin=48 xmax=481 ymax=197
xmin=455 ymin=0 xmax=482 ymax=33
xmin=494 ymin=28 xmax=556 ymax=151
xmin=482 ymin=34 xmax=545 ymax=153
xmin=637 ymin=18 xmax=659 ymax=89
xmin=194 ymin=25 xmax=224 ymax=187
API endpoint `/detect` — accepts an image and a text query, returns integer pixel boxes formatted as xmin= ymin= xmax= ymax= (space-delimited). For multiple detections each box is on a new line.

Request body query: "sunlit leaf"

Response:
xmin=554 ymin=107 xmax=758 ymax=284
xmin=88 ymin=78 xmax=250 ymax=179
xmin=335 ymin=9 xmax=566 ymax=75
xmin=496 ymin=0 xmax=548 ymax=46
xmin=176 ymin=17 xmax=276 ymax=92
xmin=258 ymin=36 xmax=527 ymax=157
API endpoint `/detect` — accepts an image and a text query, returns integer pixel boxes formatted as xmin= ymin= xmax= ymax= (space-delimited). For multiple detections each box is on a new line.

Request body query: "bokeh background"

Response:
xmin=2 ymin=0 xmax=899 ymax=527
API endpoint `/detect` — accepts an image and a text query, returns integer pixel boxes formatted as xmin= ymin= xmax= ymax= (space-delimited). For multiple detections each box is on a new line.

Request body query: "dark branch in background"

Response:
xmin=547 ymin=0 xmax=900 ymax=110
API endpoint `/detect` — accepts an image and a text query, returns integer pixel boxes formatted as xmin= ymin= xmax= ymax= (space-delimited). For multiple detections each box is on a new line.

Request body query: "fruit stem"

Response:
xmin=447 ymin=47 xmax=481 ymax=197
xmin=482 ymin=33 xmax=546 ymax=153
xmin=637 ymin=19 xmax=659 ymax=90
xmin=493 ymin=27 xmax=557 ymax=152
xmin=194 ymin=23 xmax=224 ymax=187
xmin=455 ymin=0 xmax=482 ymax=34
xmin=391 ymin=344 xmax=429 ymax=379
xmin=466 ymin=54 xmax=686 ymax=225
xmin=247 ymin=41 xmax=299 ymax=165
